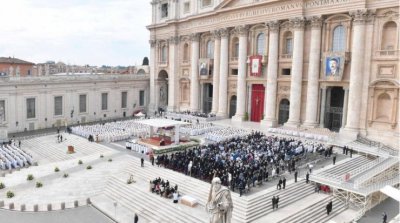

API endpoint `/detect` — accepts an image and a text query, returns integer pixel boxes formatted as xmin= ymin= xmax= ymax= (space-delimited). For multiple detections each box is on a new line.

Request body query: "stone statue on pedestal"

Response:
xmin=206 ymin=177 xmax=233 ymax=223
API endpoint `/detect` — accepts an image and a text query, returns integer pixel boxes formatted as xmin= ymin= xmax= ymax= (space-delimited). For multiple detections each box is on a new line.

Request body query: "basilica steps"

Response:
xmin=244 ymin=180 xmax=315 ymax=222
xmin=352 ymin=157 xmax=399 ymax=187
xmin=104 ymin=176 xmax=207 ymax=223
xmin=277 ymin=197 xmax=347 ymax=223
xmin=119 ymin=158 xmax=249 ymax=222
xmin=321 ymin=155 xmax=373 ymax=176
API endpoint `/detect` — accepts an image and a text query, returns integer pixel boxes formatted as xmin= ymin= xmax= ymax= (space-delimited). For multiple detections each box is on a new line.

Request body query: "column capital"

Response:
xmin=149 ymin=40 xmax=156 ymax=47
xmin=219 ymin=28 xmax=229 ymax=38
xmin=168 ymin=36 xmax=179 ymax=45
xmin=308 ymin=16 xmax=323 ymax=29
xmin=350 ymin=9 xmax=375 ymax=25
xmin=210 ymin=30 xmax=220 ymax=40
xmin=266 ymin=20 xmax=280 ymax=32
xmin=190 ymin=33 xmax=200 ymax=42
xmin=289 ymin=17 xmax=306 ymax=30
xmin=234 ymin=25 xmax=249 ymax=37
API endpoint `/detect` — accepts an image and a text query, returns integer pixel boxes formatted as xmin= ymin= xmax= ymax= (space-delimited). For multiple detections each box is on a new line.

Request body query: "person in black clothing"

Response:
xmin=345 ymin=146 xmax=349 ymax=155
xmin=141 ymin=158 xmax=144 ymax=167
xmin=333 ymin=154 xmax=337 ymax=165
xmin=382 ymin=212 xmax=387 ymax=223
xmin=350 ymin=148 xmax=353 ymax=158
xmin=134 ymin=213 xmax=139 ymax=223
xmin=306 ymin=172 xmax=310 ymax=184
xmin=277 ymin=178 xmax=282 ymax=190
xmin=18 ymin=140 xmax=21 ymax=148
xmin=275 ymin=195 xmax=280 ymax=209
xmin=326 ymin=200 xmax=333 ymax=215
xmin=294 ymin=170 xmax=298 ymax=183
xmin=272 ymin=196 xmax=276 ymax=210
xmin=342 ymin=146 xmax=345 ymax=154
xmin=282 ymin=177 xmax=286 ymax=189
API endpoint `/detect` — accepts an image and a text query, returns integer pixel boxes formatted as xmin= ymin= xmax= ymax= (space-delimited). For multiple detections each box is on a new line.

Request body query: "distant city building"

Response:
xmin=0 ymin=57 xmax=35 ymax=77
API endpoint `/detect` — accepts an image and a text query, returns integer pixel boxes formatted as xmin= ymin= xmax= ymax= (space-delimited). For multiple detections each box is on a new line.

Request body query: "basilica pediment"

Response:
xmin=216 ymin=0 xmax=269 ymax=10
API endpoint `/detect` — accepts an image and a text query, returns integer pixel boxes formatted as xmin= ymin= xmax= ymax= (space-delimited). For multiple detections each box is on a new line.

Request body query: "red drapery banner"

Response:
xmin=250 ymin=55 xmax=262 ymax=77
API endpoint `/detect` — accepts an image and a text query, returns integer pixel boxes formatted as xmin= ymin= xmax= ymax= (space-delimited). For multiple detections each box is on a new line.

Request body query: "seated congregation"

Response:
xmin=0 ymin=143 xmax=33 ymax=170
xmin=156 ymin=131 xmax=329 ymax=196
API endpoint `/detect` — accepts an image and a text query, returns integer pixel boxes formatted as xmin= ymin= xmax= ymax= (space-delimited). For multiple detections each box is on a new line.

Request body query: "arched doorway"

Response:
xmin=278 ymin=99 xmax=290 ymax=125
xmin=158 ymin=70 xmax=168 ymax=112
xmin=324 ymin=87 xmax=344 ymax=132
xmin=251 ymin=84 xmax=265 ymax=122
xmin=229 ymin=95 xmax=237 ymax=118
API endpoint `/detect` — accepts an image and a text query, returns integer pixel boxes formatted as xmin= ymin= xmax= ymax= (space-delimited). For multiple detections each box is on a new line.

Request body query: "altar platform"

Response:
xmin=137 ymin=138 xmax=198 ymax=155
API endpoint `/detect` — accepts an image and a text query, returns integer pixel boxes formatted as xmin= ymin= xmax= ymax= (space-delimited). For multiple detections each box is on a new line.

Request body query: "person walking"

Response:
xmin=272 ymin=196 xmax=276 ymax=210
xmin=277 ymin=178 xmax=282 ymax=190
xmin=382 ymin=212 xmax=387 ymax=223
xmin=275 ymin=195 xmax=280 ymax=209
xmin=350 ymin=148 xmax=353 ymax=158
xmin=333 ymin=154 xmax=337 ymax=165
xmin=326 ymin=200 xmax=333 ymax=215
xmin=282 ymin=177 xmax=286 ymax=189
xmin=294 ymin=170 xmax=298 ymax=183
xmin=306 ymin=172 xmax=310 ymax=184
xmin=134 ymin=213 xmax=139 ymax=223
xmin=141 ymin=157 xmax=144 ymax=167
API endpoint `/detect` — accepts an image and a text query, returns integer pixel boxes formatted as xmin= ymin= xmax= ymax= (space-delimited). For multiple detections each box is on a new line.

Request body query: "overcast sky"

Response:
xmin=0 ymin=0 xmax=151 ymax=66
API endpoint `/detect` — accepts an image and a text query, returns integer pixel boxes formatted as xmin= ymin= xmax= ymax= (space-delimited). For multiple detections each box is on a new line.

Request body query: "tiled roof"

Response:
xmin=0 ymin=57 xmax=35 ymax=65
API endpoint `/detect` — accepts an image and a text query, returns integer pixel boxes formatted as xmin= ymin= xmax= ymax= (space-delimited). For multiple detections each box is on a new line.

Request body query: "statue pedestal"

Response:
xmin=0 ymin=124 xmax=8 ymax=144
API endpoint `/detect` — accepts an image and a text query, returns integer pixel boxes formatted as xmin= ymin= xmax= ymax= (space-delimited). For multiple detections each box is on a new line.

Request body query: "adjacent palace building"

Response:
xmin=147 ymin=0 xmax=399 ymax=145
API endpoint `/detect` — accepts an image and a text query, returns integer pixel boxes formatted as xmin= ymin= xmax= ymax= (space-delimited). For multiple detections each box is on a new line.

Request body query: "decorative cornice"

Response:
xmin=210 ymin=30 xmax=220 ymax=40
xmin=149 ymin=40 xmax=156 ymax=47
xmin=168 ymin=36 xmax=179 ymax=45
xmin=219 ymin=28 xmax=229 ymax=38
xmin=234 ymin=25 xmax=249 ymax=37
xmin=309 ymin=16 xmax=323 ymax=29
xmin=350 ymin=9 xmax=375 ymax=25
xmin=266 ymin=21 xmax=280 ymax=32
xmin=190 ymin=33 xmax=200 ymax=42
xmin=290 ymin=17 xmax=306 ymax=30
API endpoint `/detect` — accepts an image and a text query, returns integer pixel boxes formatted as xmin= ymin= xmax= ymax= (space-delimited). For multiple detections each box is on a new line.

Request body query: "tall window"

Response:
xmin=283 ymin=32 xmax=293 ymax=54
xmin=139 ymin=90 xmax=145 ymax=106
xmin=79 ymin=94 xmax=87 ymax=113
xmin=202 ymin=0 xmax=212 ymax=7
xmin=206 ymin=40 xmax=214 ymax=59
xmin=184 ymin=2 xmax=190 ymax=13
xmin=332 ymin=25 xmax=346 ymax=52
xmin=161 ymin=46 xmax=167 ymax=62
xmin=161 ymin=3 xmax=168 ymax=18
xmin=183 ymin=43 xmax=189 ymax=61
xmin=26 ymin=98 xmax=36 ymax=119
xmin=381 ymin=21 xmax=397 ymax=50
xmin=232 ymin=37 xmax=239 ymax=58
xmin=54 ymin=96 xmax=63 ymax=116
xmin=121 ymin=92 xmax=127 ymax=109
xmin=256 ymin=33 xmax=266 ymax=55
xmin=101 ymin=93 xmax=108 ymax=110
xmin=0 ymin=100 xmax=5 ymax=122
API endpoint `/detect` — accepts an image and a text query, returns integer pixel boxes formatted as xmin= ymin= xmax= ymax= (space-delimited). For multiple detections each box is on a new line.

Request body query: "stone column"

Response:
xmin=304 ymin=17 xmax=323 ymax=127
xmin=341 ymin=87 xmax=349 ymax=128
xmin=211 ymin=30 xmax=221 ymax=114
xmin=190 ymin=33 xmax=200 ymax=112
xmin=261 ymin=21 xmax=280 ymax=127
xmin=286 ymin=17 xmax=305 ymax=127
xmin=149 ymin=40 xmax=157 ymax=113
xmin=344 ymin=10 xmax=368 ymax=134
xmin=217 ymin=28 xmax=229 ymax=117
xmin=168 ymin=36 xmax=179 ymax=112
xmin=319 ymin=87 xmax=327 ymax=128
xmin=232 ymin=25 xmax=249 ymax=122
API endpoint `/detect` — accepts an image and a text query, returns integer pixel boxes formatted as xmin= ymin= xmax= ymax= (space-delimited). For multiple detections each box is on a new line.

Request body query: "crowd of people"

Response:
xmin=0 ymin=142 xmax=33 ymax=170
xmin=156 ymin=131 xmax=329 ymax=196
xmin=205 ymin=127 xmax=250 ymax=142
xmin=150 ymin=177 xmax=179 ymax=203
xmin=71 ymin=119 xmax=149 ymax=142
xmin=179 ymin=123 xmax=221 ymax=136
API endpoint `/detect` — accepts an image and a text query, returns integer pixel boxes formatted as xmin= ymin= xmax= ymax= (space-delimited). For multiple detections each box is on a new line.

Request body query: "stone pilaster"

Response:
xmin=286 ymin=17 xmax=306 ymax=127
xmin=149 ymin=39 xmax=157 ymax=112
xmin=211 ymin=30 xmax=221 ymax=114
xmin=167 ymin=36 xmax=179 ymax=112
xmin=232 ymin=25 xmax=249 ymax=122
xmin=304 ymin=16 xmax=323 ymax=127
xmin=261 ymin=21 xmax=280 ymax=127
xmin=217 ymin=28 xmax=229 ymax=117
xmin=190 ymin=33 xmax=200 ymax=112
